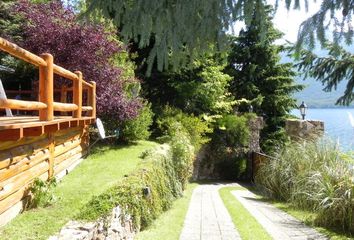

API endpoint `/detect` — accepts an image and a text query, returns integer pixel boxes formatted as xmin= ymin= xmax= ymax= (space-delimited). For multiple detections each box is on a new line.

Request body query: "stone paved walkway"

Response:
xmin=180 ymin=183 xmax=329 ymax=240
xmin=232 ymin=190 xmax=328 ymax=240
xmin=179 ymin=183 xmax=241 ymax=240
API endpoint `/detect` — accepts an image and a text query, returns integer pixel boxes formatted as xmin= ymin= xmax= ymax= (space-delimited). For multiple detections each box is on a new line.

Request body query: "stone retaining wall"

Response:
xmin=285 ymin=119 xmax=324 ymax=140
xmin=49 ymin=206 xmax=135 ymax=240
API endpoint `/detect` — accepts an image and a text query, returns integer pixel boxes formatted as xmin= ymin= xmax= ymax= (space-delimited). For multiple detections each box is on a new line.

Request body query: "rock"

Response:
xmin=48 ymin=206 xmax=136 ymax=240
xmin=285 ymin=119 xmax=324 ymax=140
xmin=52 ymin=221 xmax=96 ymax=240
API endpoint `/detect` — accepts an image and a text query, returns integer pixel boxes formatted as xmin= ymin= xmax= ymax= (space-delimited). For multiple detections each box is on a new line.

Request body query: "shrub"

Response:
xmin=169 ymin=130 xmax=195 ymax=189
xmin=255 ymin=140 xmax=354 ymax=233
xmin=140 ymin=52 xmax=235 ymax=117
xmin=156 ymin=106 xmax=211 ymax=150
xmin=28 ymin=178 xmax=57 ymax=208
xmin=121 ymin=102 xmax=154 ymax=142
xmin=77 ymin=138 xmax=195 ymax=231
xmin=199 ymin=114 xmax=251 ymax=180
xmin=215 ymin=114 xmax=250 ymax=147
xmin=9 ymin=0 xmax=142 ymax=122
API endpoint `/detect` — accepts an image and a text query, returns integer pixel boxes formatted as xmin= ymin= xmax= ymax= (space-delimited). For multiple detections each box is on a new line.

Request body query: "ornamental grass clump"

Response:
xmin=255 ymin=140 xmax=354 ymax=232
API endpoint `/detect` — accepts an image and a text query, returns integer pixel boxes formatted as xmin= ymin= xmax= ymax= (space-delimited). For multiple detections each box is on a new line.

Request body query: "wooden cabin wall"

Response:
xmin=0 ymin=126 xmax=89 ymax=226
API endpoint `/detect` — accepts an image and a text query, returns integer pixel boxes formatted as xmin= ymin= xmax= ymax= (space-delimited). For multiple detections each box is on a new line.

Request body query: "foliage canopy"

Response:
xmin=85 ymin=0 xmax=270 ymax=73
xmin=297 ymin=43 xmax=354 ymax=105
xmin=141 ymin=53 xmax=235 ymax=116
xmin=1 ymin=0 xmax=142 ymax=122
xmin=289 ymin=0 xmax=354 ymax=50
xmin=225 ymin=5 xmax=303 ymax=152
xmin=85 ymin=0 xmax=354 ymax=71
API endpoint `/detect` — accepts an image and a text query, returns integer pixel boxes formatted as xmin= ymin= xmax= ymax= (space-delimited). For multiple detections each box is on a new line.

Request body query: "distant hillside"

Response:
xmin=281 ymin=50 xmax=354 ymax=108
xmin=293 ymin=76 xmax=352 ymax=108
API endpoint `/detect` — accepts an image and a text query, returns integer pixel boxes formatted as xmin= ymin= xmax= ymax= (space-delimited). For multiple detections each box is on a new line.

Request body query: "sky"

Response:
xmin=232 ymin=1 xmax=322 ymax=43
xmin=271 ymin=0 xmax=322 ymax=43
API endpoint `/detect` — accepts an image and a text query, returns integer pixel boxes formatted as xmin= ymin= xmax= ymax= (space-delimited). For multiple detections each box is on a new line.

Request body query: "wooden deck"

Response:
xmin=0 ymin=37 xmax=97 ymax=227
xmin=0 ymin=116 xmax=95 ymax=141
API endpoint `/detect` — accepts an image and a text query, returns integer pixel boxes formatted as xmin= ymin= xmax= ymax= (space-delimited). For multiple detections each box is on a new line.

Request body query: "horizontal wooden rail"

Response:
xmin=6 ymin=87 xmax=91 ymax=95
xmin=82 ymin=81 xmax=93 ymax=88
xmin=81 ymin=106 xmax=93 ymax=111
xmin=0 ymin=38 xmax=91 ymax=87
xmin=53 ymin=102 xmax=78 ymax=112
xmin=53 ymin=65 xmax=92 ymax=88
xmin=0 ymin=99 xmax=47 ymax=110
xmin=0 ymin=38 xmax=47 ymax=67
xmin=0 ymin=37 xmax=96 ymax=120
xmin=53 ymin=65 xmax=78 ymax=82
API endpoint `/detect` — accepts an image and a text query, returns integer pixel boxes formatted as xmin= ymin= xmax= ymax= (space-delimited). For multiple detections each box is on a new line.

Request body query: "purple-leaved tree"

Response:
xmin=14 ymin=0 xmax=142 ymax=122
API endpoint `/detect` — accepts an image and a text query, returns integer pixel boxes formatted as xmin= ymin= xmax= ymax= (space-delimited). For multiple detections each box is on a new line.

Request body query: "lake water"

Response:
xmin=291 ymin=108 xmax=354 ymax=152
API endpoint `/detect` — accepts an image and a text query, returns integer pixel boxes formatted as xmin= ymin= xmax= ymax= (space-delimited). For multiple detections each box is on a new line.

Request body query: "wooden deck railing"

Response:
xmin=0 ymin=37 xmax=96 ymax=120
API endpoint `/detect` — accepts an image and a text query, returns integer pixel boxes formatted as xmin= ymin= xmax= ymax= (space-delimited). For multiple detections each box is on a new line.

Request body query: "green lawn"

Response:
xmin=0 ymin=141 xmax=157 ymax=240
xmin=135 ymin=183 xmax=198 ymax=240
xmin=219 ymin=186 xmax=272 ymax=240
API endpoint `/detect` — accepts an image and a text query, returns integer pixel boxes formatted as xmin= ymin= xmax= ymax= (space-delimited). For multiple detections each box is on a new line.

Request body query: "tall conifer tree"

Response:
xmin=226 ymin=5 xmax=303 ymax=152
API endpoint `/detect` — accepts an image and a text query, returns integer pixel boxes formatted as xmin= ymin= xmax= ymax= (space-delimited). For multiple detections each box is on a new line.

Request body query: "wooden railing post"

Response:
xmin=39 ymin=53 xmax=54 ymax=121
xmin=48 ymin=133 xmax=54 ymax=179
xmin=60 ymin=85 xmax=67 ymax=103
xmin=90 ymin=81 xmax=96 ymax=118
xmin=60 ymin=85 xmax=67 ymax=116
xmin=73 ymin=71 xmax=83 ymax=118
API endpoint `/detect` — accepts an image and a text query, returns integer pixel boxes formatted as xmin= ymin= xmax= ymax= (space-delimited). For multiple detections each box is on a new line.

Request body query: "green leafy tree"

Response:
xmin=84 ymin=0 xmax=354 ymax=105
xmin=141 ymin=53 xmax=235 ymax=116
xmin=225 ymin=5 xmax=304 ymax=152
xmin=0 ymin=0 xmax=33 ymax=95
xmin=0 ymin=1 xmax=21 ymax=41
xmin=121 ymin=102 xmax=154 ymax=142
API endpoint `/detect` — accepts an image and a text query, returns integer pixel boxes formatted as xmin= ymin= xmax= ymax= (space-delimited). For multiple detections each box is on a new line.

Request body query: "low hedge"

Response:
xmin=76 ymin=132 xmax=194 ymax=231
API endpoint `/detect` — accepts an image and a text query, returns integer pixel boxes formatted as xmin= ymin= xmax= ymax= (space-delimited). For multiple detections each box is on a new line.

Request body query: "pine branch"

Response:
xmin=297 ymin=44 xmax=354 ymax=105
xmin=85 ymin=0 xmax=269 ymax=74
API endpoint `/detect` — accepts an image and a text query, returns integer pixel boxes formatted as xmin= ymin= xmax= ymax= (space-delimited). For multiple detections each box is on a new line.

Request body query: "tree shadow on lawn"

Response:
xmin=191 ymin=179 xmax=255 ymax=189
xmin=88 ymin=141 xmax=140 ymax=155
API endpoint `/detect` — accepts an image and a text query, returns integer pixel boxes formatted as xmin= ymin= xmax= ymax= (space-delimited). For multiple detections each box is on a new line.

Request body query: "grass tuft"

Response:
xmin=256 ymin=139 xmax=354 ymax=234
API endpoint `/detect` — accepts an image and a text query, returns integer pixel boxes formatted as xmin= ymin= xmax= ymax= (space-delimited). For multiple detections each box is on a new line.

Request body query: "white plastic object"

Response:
xmin=96 ymin=118 xmax=106 ymax=139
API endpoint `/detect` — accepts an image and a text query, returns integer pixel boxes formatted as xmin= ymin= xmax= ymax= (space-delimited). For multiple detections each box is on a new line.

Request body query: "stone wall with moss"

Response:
xmin=193 ymin=116 xmax=263 ymax=180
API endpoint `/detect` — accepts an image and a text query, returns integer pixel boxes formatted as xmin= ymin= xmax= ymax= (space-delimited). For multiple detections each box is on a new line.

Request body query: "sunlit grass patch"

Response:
xmin=219 ymin=186 xmax=272 ymax=240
